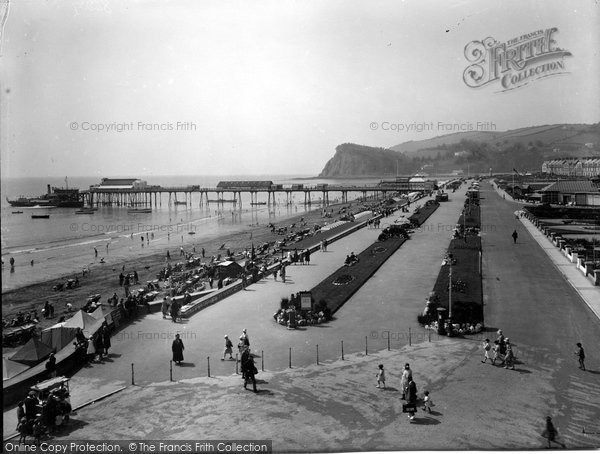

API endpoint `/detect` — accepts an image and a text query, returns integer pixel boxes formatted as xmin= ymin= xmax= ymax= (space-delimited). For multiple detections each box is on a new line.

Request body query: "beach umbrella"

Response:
xmin=10 ymin=338 xmax=55 ymax=366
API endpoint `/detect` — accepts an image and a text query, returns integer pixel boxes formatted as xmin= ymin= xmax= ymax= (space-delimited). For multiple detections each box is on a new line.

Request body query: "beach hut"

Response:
xmin=10 ymin=338 xmax=55 ymax=366
xmin=41 ymin=325 xmax=78 ymax=351
xmin=63 ymin=310 xmax=104 ymax=338
xmin=2 ymin=357 xmax=30 ymax=380
xmin=215 ymin=261 xmax=244 ymax=280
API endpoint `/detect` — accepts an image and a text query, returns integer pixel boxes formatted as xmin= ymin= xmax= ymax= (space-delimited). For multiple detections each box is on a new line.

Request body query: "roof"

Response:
xmin=217 ymin=181 xmax=274 ymax=189
xmin=100 ymin=178 xmax=140 ymax=185
xmin=63 ymin=310 xmax=105 ymax=337
xmin=10 ymin=338 xmax=55 ymax=366
xmin=540 ymin=180 xmax=599 ymax=193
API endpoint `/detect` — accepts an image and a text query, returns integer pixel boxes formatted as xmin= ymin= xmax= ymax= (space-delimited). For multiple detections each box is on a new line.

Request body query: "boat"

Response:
xmin=31 ymin=214 xmax=50 ymax=219
xmin=188 ymin=231 xmax=196 ymax=235
xmin=207 ymin=199 xmax=237 ymax=203
xmin=250 ymin=202 xmax=267 ymax=205
xmin=75 ymin=208 xmax=95 ymax=214
xmin=127 ymin=208 xmax=152 ymax=214
xmin=7 ymin=181 xmax=84 ymax=208
xmin=11 ymin=211 xmax=23 ymax=214
xmin=174 ymin=201 xmax=187 ymax=205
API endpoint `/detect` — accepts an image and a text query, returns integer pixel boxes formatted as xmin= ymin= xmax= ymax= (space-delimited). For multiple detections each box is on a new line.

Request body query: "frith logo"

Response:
xmin=463 ymin=28 xmax=572 ymax=91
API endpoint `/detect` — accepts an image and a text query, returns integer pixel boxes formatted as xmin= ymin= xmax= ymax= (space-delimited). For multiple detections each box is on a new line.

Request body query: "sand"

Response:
xmin=1 ymin=198 xmax=375 ymax=330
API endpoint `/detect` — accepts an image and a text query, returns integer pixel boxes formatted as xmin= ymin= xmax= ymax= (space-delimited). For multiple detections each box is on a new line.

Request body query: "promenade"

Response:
xmin=5 ymin=182 xmax=600 ymax=450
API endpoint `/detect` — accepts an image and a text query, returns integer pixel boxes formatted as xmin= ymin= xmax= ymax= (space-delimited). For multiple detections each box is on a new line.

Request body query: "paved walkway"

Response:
xmin=480 ymin=181 xmax=600 ymax=447
xmin=7 ymin=182 xmax=599 ymax=450
xmin=519 ymin=216 xmax=600 ymax=320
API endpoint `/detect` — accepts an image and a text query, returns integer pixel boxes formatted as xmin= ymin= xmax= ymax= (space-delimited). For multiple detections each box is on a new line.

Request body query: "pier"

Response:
xmin=82 ymin=179 xmax=439 ymax=208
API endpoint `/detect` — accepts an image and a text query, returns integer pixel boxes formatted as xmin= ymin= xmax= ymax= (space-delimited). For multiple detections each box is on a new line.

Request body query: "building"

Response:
xmin=94 ymin=178 xmax=148 ymax=190
xmin=217 ymin=181 xmax=274 ymax=190
xmin=539 ymin=180 xmax=600 ymax=206
xmin=541 ymin=158 xmax=600 ymax=177
xmin=378 ymin=175 xmax=438 ymax=192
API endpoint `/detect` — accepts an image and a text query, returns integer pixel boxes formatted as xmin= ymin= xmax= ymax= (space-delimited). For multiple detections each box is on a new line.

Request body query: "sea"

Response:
xmin=1 ymin=175 xmax=381 ymax=292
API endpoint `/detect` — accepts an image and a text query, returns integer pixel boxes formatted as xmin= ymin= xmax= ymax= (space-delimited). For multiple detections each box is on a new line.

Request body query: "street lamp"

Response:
xmin=448 ymin=261 xmax=453 ymax=321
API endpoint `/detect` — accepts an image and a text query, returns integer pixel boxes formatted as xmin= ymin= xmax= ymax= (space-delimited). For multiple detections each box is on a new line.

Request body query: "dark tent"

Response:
xmin=10 ymin=338 xmax=55 ymax=366
xmin=41 ymin=326 xmax=78 ymax=351
xmin=215 ymin=260 xmax=244 ymax=279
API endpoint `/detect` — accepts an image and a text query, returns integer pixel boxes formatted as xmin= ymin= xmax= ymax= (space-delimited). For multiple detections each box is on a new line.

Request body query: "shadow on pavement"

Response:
xmin=411 ymin=416 xmax=440 ymax=425
xmin=178 ymin=362 xmax=196 ymax=367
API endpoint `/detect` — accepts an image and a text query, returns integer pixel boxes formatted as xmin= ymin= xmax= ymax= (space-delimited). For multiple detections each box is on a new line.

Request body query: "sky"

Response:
xmin=0 ymin=0 xmax=599 ymax=178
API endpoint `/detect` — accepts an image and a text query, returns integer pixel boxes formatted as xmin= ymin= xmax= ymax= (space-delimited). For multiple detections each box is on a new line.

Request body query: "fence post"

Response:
xmin=169 ymin=360 xmax=173 ymax=381
xmin=341 ymin=340 xmax=344 ymax=360
xmin=409 ymin=328 xmax=412 ymax=346
xmin=316 ymin=344 xmax=319 ymax=365
xmin=261 ymin=350 xmax=264 ymax=372
xmin=235 ymin=353 xmax=239 ymax=375
xmin=131 ymin=363 xmax=135 ymax=385
xmin=365 ymin=336 xmax=368 ymax=355
xmin=289 ymin=347 xmax=292 ymax=368
xmin=207 ymin=356 xmax=211 ymax=377
xmin=387 ymin=335 xmax=390 ymax=351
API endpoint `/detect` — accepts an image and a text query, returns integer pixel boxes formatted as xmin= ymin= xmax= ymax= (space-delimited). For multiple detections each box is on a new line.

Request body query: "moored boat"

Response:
xmin=31 ymin=214 xmax=50 ymax=219
xmin=127 ymin=208 xmax=152 ymax=214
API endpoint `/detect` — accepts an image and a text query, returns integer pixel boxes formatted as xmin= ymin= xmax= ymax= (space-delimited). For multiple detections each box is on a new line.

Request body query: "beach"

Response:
xmin=1 ymin=196 xmax=374 ymax=328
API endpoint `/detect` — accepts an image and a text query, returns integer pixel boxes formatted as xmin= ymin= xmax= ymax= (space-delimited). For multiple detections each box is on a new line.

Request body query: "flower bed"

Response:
xmin=420 ymin=198 xmax=483 ymax=327
xmin=310 ymin=236 xmax=408 ymax=315
xmin=408 ymin=200 xmax=440 ymax=227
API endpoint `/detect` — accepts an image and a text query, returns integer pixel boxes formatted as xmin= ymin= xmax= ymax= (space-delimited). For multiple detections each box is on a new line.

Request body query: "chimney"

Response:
xmin=47 ymin=184 xmax=51 ymax=195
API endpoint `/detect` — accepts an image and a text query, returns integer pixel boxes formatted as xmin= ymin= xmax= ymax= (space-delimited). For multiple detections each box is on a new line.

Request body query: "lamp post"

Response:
xmin=448 ymin=262 xmax=453 ymax=321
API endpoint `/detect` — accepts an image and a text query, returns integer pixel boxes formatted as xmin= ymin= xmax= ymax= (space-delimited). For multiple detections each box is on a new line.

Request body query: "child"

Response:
xmin=422 ymin=391 xmax=432 ymax=413
xmin=17 ymin=417 xmax=31 ymax=444
xmin=504 ymin=340 xmax=515 ymax=370
xmin=575 ymin=343 xmax=586 ymax=370
xmin=376 ymin=364 xmax=386 ymax=389
xmin=492 ymin=340 xmax=500 ymax=365
xmin=222 ymin=335 xmax=234 ymax=361
xmin=481 ymin=338 xmax=492 ymax=364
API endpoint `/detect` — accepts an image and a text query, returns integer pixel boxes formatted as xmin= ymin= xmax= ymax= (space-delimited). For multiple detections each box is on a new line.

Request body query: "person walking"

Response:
xmin=323 ymin=239 xmax=328 ymax=252
xmin=305 ymin=249 xmax=310 ymax=265
xmin=400 ymin=363 xmax=412 ymax=399
xmin=241 ymin=347 xmax=258 ymax=392
xmin=170 ymin=299 xmax=180 ymax=323
xmin=575 ymin=342 xmax=586 ymax=370
xmin=422 ymin=390 xmax=433 ymax=413
xmin=101 ymin=325 xmax=111 ymax=357
xmin=542 ymin=416 xmax=565 ymax=449
xmin=504 ymin=339 xmax=515 ymax=370
xmin=222 ymin=335 xmax=234 ymax=361
xmin=161 ymin=297 xmax=169 ymax=319
xmin=512 ymin=229 xmax=518 ymax=244
xmin=45 ymin=353 xmax=57 ymax=379
xmin=406 ymin=378 xmax=418 ymax=421
xmin=16 ymin=401 xmax=25 ymax=429
xmin=375 ymin=364 xmax=386 ymax=389
xmin=481 ymin=338 xmax=492 ymax=364
xmin=280 ymin=265 xmax=286 ymax=283
xmin=172 ymin=333 xmax=184 ymax=365
xmin=240 ymin=329 xmax=250 ymax=348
